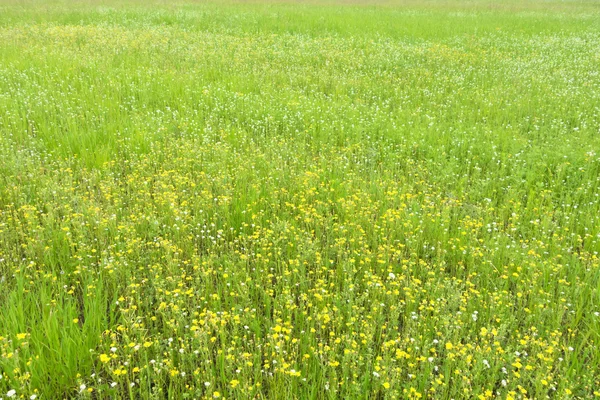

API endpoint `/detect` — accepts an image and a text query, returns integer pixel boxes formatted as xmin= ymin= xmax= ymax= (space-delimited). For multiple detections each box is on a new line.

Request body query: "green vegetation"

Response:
xmin=1 ymin=1 xmax=599 ymax=398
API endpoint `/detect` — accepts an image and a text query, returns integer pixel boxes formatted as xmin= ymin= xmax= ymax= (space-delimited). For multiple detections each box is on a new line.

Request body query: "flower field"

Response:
xmin=0 ymin=0 xmax=599 ymax=398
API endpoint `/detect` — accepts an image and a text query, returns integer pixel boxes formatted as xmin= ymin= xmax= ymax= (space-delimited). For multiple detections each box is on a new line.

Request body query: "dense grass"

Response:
xmin=1 ymin=1 xmax=599 ymax=398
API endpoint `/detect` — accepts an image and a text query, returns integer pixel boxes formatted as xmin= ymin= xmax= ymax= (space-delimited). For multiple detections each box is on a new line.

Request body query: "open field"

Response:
xmin=1 ymin=0 xmax=600 ymax=398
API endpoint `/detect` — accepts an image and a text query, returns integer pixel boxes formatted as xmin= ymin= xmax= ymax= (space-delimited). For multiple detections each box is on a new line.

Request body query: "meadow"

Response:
xmin=1 ymin=0 xmax=600 ymax=398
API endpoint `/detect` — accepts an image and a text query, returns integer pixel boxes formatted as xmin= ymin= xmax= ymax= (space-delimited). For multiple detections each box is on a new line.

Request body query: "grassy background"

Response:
xmin=0 ymin=0 xmax=599 ymax=398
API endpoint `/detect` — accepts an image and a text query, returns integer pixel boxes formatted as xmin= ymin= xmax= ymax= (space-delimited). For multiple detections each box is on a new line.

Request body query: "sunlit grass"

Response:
xmin=0 ymin=1 xmax=599 ymax=398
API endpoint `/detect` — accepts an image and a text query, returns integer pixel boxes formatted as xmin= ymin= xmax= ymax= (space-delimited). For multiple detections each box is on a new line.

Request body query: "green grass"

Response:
xmin=0 ymin=0 xmax=599 ymax=398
